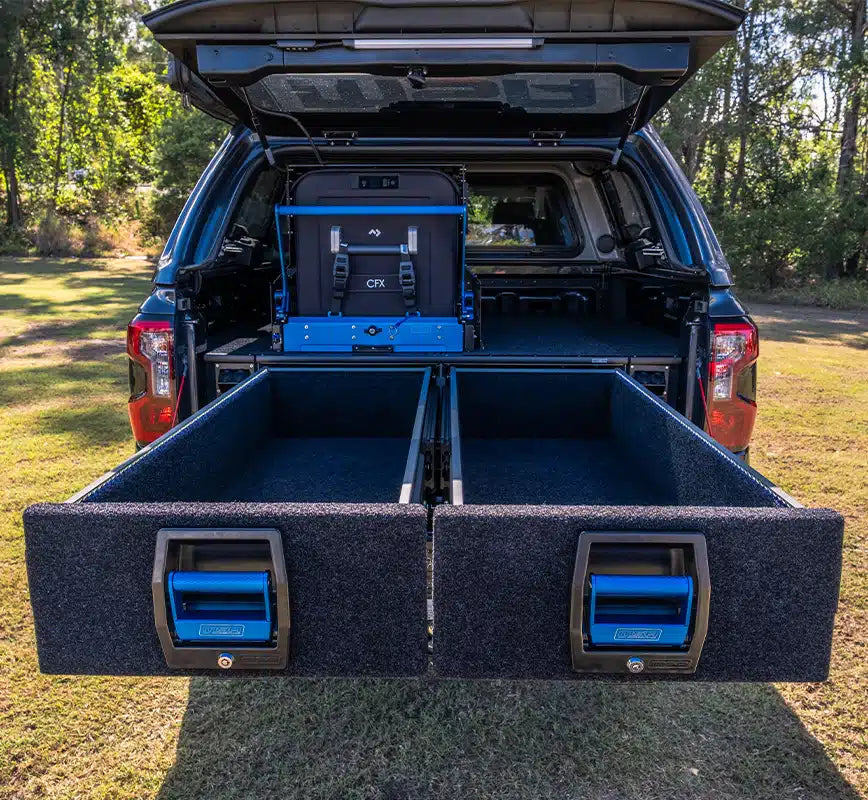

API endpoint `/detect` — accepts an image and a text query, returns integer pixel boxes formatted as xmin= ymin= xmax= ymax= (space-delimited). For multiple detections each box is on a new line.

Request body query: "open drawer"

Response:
xmin=447 ymin=368 xmax=783 ymax=507
xmin=435 ymin=368 xmax=843 ymax=680
xmin=24 ymin=368 xmax=433 ymax=676
xmin=83 ymin=367 xmax=434 ymax=505
xmin=24 ymin=367 xmax=843 ymax=681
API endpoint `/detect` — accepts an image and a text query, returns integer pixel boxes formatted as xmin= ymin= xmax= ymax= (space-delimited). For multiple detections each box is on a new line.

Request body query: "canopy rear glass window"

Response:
xmin=466 ymin=174 xmax=576 ymax=249
xmin=246 ymin=73 xmax=644 ymax=116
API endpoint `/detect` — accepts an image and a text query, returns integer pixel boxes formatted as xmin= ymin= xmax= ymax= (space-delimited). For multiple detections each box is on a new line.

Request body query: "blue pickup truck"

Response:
xmin=24 ymin=0 xmax=842 ymax=682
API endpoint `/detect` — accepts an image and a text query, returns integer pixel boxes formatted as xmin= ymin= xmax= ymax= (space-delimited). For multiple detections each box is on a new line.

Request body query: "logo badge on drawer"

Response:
xmin=199 ymin=623 xmax=245 ymax=637
xmin=614 ymin=628 xmax=663 ymax=642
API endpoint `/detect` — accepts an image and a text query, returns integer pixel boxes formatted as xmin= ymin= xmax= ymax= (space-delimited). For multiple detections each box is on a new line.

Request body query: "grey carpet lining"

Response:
xmin=432 ymin=505 xmax=843 ymax=681
xmin=460 ymin=438 xmax=669 ymax=505
xmin=452 ymin=369 xmax=782 ymax=508
xmin=218 ymin=438 xmax=411 ymax=503
xmin=84 ymin=369 xmax=426 ymax=504
xmin=24 ymin=502 xmax=428 ymax=677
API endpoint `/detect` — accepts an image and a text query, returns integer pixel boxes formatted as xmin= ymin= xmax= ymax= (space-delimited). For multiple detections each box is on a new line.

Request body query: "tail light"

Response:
xmin=127 ymin=319 xmax=174 ymax=444
xmin=706 ymin=321 xmax=758 ymax=452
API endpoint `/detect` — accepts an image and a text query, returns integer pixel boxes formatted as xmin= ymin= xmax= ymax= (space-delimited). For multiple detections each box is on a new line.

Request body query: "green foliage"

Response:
xmin=657 ymin=0 xmax=868 ymax=289
xmin=703 ymin=117 xmax=841 ymax=288
xmin=18 ymin=59 xmax=174 ymax=220
xmin=144 ymin=107 xmax=229 ymax=239
xmin=72 ymin=63 xmax=175 ymax=205
xmin=1 ymin=0 xmax=866 ymax=289
xmin=0 ymin=0 xmax=179 ymax=244
xmin=742 ymin=278 xmax=868 ymax=309
xmin=0 ymin=220 xmax=33 ymax=254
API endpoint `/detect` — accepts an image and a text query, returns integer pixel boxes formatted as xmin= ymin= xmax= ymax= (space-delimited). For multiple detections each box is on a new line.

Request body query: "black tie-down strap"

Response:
xmin=331 ymin=243 xmax=350 ymax=314
xmin=330 ymin=241 xmax=415 ymax=314
xmin=398 ymin=246 xmax=416 ymax=310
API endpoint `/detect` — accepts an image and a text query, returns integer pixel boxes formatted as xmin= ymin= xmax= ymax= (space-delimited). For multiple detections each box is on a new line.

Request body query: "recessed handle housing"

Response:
xmin=570 ymin=532 xmax=710 ymax=675
xmin=153 ymin=529 xmax=290 ymax=670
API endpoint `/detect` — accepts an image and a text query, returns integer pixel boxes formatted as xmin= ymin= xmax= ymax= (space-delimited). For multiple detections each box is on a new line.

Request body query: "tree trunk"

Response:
xmin=710 ymin=44 xmax=737 ymax=213
xmin=51 ymin=65 xmax=74 ymax=211
xmin=2 ymin=150 xmax=21 ymax=228
xmin=693 ymin=135 xmax=709 ymax=184
xmin=836 ymin=26 xmax=863 ymax=196
xmin=681 ymin=139 xmax=697 ymax=182
xmin=832 ymin=0 xmax=866 ymax=279
xmin=729 ymin=9 xmax=756 ymax=207
xmin=0 ymin=20 xmax=25 ymax=227
xmin=709 ymin=91 xmax=732 ymax=213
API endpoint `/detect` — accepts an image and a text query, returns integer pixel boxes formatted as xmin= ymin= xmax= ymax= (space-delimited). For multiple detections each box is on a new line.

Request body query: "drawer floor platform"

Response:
xmin=206 ymin=318 xmax=681 ymax=361
xmin=221 ymin=437 xmax=412 ymax=503
xmin=460 ymin=438 xmax=665 ymax=505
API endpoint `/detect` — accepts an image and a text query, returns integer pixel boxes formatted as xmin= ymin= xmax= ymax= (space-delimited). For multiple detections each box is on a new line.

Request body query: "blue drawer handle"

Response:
xmin=589 ymin=574 xmax=693 ymax=648
xmin=168 ymin=571 xmax=272 ymax=644
xmin=171 ymin=571 xmax=268 ymax=594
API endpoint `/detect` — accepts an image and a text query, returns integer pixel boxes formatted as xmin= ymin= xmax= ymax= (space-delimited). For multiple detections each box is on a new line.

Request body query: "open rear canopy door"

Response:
xmin=143 ymin=0 xmax=744 ymax=137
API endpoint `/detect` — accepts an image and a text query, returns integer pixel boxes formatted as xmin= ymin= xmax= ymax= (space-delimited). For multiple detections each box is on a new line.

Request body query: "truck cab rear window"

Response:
xmin=466 ymin=174 xmax=578 ymax=251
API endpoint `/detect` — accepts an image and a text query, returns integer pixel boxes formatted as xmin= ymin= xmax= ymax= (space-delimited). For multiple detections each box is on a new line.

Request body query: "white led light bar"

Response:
xmin=347 ymin=38 xmax=538 ymax=50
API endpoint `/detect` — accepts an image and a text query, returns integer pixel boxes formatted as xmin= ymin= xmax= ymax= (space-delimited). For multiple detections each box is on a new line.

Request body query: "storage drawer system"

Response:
xmin=25 ymin=367 xmax=843 ymax=680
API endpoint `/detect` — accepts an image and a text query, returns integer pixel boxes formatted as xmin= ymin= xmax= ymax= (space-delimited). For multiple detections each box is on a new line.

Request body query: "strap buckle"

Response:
xmin=330 ymin=243 xmax=350 ymax=315
xmin=398 ymin=245 xmax=416 ymax=309
xmin=332 ymin=246 xmax=350 ymax=296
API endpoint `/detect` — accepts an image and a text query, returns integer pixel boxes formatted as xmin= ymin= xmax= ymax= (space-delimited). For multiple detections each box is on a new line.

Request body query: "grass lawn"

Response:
xmin=1 ymin=258 xmax=865 ymax=799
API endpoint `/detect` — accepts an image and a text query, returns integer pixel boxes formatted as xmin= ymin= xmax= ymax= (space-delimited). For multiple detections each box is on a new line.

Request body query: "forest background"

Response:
xmin=1 ymin=0 xmax=867 ymax=306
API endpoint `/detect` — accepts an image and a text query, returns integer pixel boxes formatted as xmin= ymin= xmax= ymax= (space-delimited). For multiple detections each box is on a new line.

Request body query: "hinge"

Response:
xmin=323 ymin=130 xmax=358 ymax=146
xmin=530 ymin=130 xmax=565 ymax=146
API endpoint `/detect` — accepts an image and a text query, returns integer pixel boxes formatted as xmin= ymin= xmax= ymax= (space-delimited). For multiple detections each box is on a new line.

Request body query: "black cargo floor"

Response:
xmin=479 ymin=315 xmax=680 ymax=357
xmin=459 ymin=438 xmax=670 ymax=505
xmin=216 ymin=437 xmax=410 ymax=502
xmin=205 ymin=317 xmax=680 ymax=361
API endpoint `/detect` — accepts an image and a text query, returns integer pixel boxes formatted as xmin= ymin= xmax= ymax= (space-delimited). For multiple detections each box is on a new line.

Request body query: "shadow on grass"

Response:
xmin=36 ymin=403 xmax=131 ymax=447
xmin=0 ymin=362 xmax=126 ymax=406
xmin=0 ymin=257 xmax=152 ymax=346
xmin=0 ymin=258 xmax=105 ymax=281
xmin=158 ymin=679 xmax=859 ymax=800
xmin=0 ymin=282 xmax=146 ymax=320
xmin=750 ymin=304 xmax=868 ymax=349
xmin=0 ymin=320 xmax=127 ymax=355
